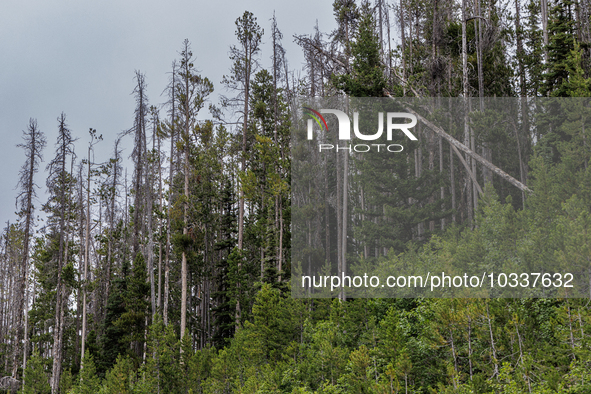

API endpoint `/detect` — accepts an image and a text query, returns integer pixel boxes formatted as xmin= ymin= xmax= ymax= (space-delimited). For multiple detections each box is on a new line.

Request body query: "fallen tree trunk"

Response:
xmin=399 ymin=101 xmax=532 ymax=194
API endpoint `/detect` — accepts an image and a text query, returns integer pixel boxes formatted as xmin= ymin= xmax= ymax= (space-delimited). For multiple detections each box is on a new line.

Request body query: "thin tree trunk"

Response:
xmin=468 ymin=314 xmax=473 ymax=380
xmin=462 ymin=0 xmax=473 ymax=223
xmin=157 ymin=130 xmax=163 ymax=312
xmin=400 ymin=0 xmax=407 ymax=96
xmin=181 ymin=77 xmax=190 ymax=341
xmin=164 ymin=62 xmax=177 ymax=326
xmin=541 ymin=0 xmax=549 ymax=64
xmin=148 ymin=115 xmax=156 ymax=319
xmin=81 ymin=145 xmax=91 ymax=369
xmin=51 ymin=118 xmax=71 ymax=394
xmin=13 ymin=120 xmax=44 ymax=383
xmin=486 ymin=302 xmax=499 ymax=378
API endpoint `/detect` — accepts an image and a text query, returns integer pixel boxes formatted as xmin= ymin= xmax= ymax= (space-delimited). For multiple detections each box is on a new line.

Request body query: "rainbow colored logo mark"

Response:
xmin=303 ymin=107 xmax=328 ymax=133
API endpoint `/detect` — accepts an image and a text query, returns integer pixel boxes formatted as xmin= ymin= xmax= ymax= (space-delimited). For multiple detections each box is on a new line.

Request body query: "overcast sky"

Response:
xmin=0 ymin=0 xmax=339 ymax=228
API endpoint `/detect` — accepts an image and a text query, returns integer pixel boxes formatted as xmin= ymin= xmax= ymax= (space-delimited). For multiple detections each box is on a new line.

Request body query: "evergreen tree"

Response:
xmin=211 ymin=180 xmax=237 ymax=348
xmin=102 ymin=355 xmax=135 ymax=394
xmin=141 ymin=315 xmax=182 ymax=394
xmin=116 ymin=252 xmax=149 ymax=361
xmin=97 ymin=266 xmax=127 ymax=375
xmin=542 ymin=0 xmax=577 ymax=97
xmin=71 ymin=352 xmax=100 ymax=394
xmin=20 ymin=350 xmax=50 ymax=394
xmin=334 ymin=2 xmax=386 ymax=97
xmin=174 ymin=39 xmax=214 ymax=342
xmin=221 ymin=10 xmax=263 ymax=254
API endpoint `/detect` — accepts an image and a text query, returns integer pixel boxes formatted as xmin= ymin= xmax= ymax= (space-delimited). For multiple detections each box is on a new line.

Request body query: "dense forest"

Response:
xmin=1 ymin=0 xmax=591 ymax=392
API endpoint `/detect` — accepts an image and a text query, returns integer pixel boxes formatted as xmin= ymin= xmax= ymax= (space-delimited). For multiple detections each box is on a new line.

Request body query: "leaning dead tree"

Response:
xmin=396 ymin=99 xmax=532 ymax=194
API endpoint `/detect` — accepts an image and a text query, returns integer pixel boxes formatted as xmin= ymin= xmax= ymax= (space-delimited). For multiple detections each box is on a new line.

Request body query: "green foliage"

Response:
xmin=140 ymin=314 xmax=183 ymax=394
xmin=20 ymin=350 xmax=50 ymax=394
xmin=333 ymin=2 xmax=386 ymax=97
xmin=118 ymin=252 xmax=150 ymax=359
xmin=543 ymin=0 xmax=577 ymax=97
xmin=6 ymin=4 xmax=591 ymax=394
xmin=98 ymin=275 xmax=127 ymax=374
xmin=102 ymin=355 xmax=135 ymax=394
xmin=70 ymin=352 xmax=101 ymax=394
xmin=60 ymin=368 xmax=74 ymax=394
xmin=250 ymin=284 xmax=295 ymax=362
xmin=564 ymin=42 xmax=591 ymax=97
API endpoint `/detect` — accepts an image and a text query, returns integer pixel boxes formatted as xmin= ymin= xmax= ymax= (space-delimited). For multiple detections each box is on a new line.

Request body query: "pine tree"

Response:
xmin=543 ymin=0 xmax=576 ymax=97
xmin=141 ymin=315 xmax=182 ymax=394
xmin=71 ymin=352 xmax=100 ymax=394
xmin=102 ymin=355 xmax=135 ymax=394
xmin=98 ymin=267 xmax=127 ymax=374
xmin=222 ymin=11 xmax=263 ymax=253
xmin=333 ymin=2 xmax=386 ymax=97
xmin=116 ymin=252 xmax=149 ymax=361
xmin=21 ymin=350 xmax=50 ymax=394
xmin=175 ymin=39 xmax=214 ymax=343
xmin=212 ymin=180 xmax=237 ymax=348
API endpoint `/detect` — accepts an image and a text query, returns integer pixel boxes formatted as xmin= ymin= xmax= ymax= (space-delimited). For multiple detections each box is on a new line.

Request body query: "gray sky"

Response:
xmin=0 ymin=0 xmax=337 ymax=228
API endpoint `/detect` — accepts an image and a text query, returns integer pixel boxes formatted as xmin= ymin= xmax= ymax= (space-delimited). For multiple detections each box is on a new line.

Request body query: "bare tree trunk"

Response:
xmin=181 ymin=64 xmax=190 ymax=341
xmin=515 ymin=0 xmax=528 ymax=206
xmin=50 ymin=115 xmax=73 ymax=394
xmin=132 ymin=72 xmax=147 ymax=260
xmin=467 ymin=314 xmax=473 ymax=380
xmin=461 ymin=0 xmax=473 ymax=223
xmin=400 ymin=0 xmax=407 ymax=96
xmin=541 ymin=0 xmax=549 ymax=64
xmin=13 ymin=119 xmax=45 ymax=384
xmin=325 ymin=138 xmax=331 ymax=267
xmin=514 ymin=317 xmax=532 ymax=393
xmin=272 ymin=13 xmax=283 ymax=282
xmin=164 ymin=61 xmax=176 ymax=326
xmin=237 ymin=72 xmax=249 ymax=253
xmin=567 ymin=301 xmax=576 ymax=360
xmin=81 ymin=144 xmax=91 ymax=369
xmin=476 ymin=0 xmax=492 ymax=187
xmin=148 ymin=111 xmax=157 ymax=319
xmin=157 ymin=128 xmax=163 ymax=312
xmin=486 ymin=302 xmax=499 ymax=378
xmin=386 ymin=0 xmax=392 ymax=84
xmin=448 ymin=73 xmax=456 ymax=223
xmin=104 ymin=137 xmax=121 ymax=328
xmin=450 ymin=330 xmax=458 ymax=390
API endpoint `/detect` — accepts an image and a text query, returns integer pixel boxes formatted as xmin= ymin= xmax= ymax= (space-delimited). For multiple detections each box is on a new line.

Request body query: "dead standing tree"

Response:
xmin=80 ymin=129 xmax=102 ymax=370
xmin=13 ymin=119 xmax=46 ymax=385
xmin=46 ymin=113 xmax=76 ymax=394
xmin=162 ymin=60 xmax=178 ymax=326
xmin=130 ymin=71 xmax=149 ymax=261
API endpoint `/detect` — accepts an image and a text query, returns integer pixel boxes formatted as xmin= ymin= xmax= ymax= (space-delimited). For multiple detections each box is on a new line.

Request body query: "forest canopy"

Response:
xmin=1 ymin=0 xmax=591 ymax=393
